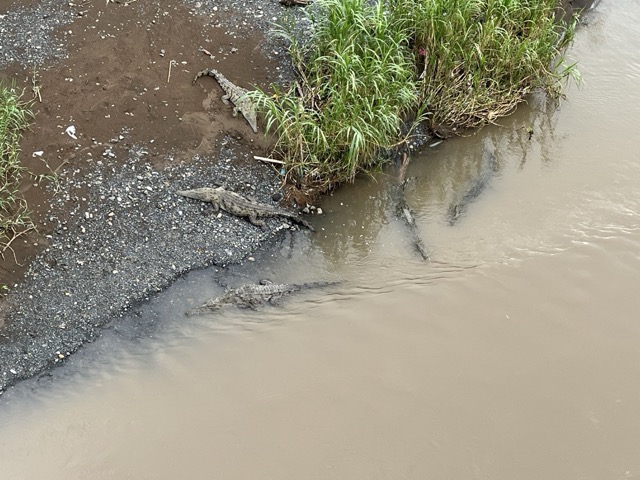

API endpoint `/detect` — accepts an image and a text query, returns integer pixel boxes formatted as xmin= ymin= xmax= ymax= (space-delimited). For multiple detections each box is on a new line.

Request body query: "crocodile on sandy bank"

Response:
xmin=186 ymin=280 xmax=338 ymax=315
xmin=177 ymin=186 xmax=315 ymax=231
xmin=193 ymin=66 xmax=258 ymax=133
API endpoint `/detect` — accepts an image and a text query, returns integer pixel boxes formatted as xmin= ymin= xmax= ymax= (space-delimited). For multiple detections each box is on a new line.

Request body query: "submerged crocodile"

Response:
xmin=396 ymin=178 xmax=429 ymax=261
xmin=186 ymin=281 xmax=338 ymax=315
xmin=193 ymin=67 xmax=258 ymax=133
xmin=393 ymin=152 xmax=428 ymax=261
xmin=177 ymin=186 xmax=314 ymax=231
xmin=448 ymin=150 xmax=499 ymax=225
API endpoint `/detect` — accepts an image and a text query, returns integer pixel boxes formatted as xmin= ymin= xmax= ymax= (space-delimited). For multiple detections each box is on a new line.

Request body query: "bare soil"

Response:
xmin=1 ymin=0 xmax=283 ymax=286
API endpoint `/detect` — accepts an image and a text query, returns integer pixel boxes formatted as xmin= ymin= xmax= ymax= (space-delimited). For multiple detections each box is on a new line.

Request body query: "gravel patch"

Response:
xmin=0 ymin=0 xmax=74 ymax=69
xmin=181 ymin=0 xmax=315 ymax=75
xmin=182 ymin=0 xmax=311 ymax=34
xmin=0 ymin=136 xmax=313 ymax=393
xmin=0 ymin=0 xmax=320 ymax=393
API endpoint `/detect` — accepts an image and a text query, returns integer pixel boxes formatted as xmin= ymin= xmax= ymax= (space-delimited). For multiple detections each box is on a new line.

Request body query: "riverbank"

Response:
xmin=0 ymin=0 xmax=312 ymax=393
xmin=0 ymin=0 xmax=596 ymax=393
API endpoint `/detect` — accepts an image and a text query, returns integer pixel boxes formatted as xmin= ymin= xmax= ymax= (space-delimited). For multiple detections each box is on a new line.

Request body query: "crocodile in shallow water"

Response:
xmin=447 ymin=149 xmax=499 ymax=225
xmin=396 ymin=178 xmax=429 ymax=261
xmin=186 ymin=281 xmax=338 ymax=315
xmin=177 ymin=186 xmax=314 ymax=231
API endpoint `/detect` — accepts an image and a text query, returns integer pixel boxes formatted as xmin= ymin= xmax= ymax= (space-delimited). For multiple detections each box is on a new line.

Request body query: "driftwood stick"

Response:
xmin=167 ymin=60 xmax=177 ymax=83
xmin=254 ymin=155 xmax=285 ymax=165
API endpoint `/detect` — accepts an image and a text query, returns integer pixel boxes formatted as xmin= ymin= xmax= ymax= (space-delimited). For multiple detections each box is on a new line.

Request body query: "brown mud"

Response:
xmin=0 ymin=0 xmax=278 ymax=286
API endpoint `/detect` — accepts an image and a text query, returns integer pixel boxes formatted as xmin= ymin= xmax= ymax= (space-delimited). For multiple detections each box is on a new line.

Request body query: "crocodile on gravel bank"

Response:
xmin=186 ymin=280 xmax=338 ymax=315
xmin=177 ymin=186 xmax=315 ymax=231
xmin=193 ymin=66 xmax=258 ymax=133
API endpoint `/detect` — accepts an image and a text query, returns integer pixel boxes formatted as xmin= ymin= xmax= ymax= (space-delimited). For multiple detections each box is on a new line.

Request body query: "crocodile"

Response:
xmin=177 ymin=186 xmax=315 ymax=231
xmin=396 ymin=178 xmax=429 ymax=261
xmin=394 ymin=152 xmax=428 ymax=261
xmin=186 ymin=281 xmax=338 ymax=315
xmin=447 ymin=149 xmax=499 ymax=225
xmin=193 ymin=67 xmax=258 ymax=133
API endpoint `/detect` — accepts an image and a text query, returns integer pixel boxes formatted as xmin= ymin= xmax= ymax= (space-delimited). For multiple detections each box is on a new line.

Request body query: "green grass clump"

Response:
xmin=0 ymin=80 xmax=35 ymax=258
xmin=251 ymin=0 xmax=418 ymax=192
xmin=397 ymin=0 xmax=576 ymax=133
xmin=253 ymin=0 xmax=577 ymax=194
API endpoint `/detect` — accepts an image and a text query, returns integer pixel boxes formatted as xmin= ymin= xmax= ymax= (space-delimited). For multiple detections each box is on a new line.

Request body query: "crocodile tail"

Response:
xmin=192 ymin=68 xmax=219 ymax=85
xmin=301 ymin=281 xmax=340 ymax=289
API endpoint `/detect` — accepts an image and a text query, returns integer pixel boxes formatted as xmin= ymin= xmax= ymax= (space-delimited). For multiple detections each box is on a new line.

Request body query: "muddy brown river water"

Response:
xmin=1 ymin=1 xmax=640 ymax=479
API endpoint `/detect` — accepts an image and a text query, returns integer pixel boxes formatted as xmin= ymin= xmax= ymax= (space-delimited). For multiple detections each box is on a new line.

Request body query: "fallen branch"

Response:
xmin=254 ymin=155 xmax=285 ymax=165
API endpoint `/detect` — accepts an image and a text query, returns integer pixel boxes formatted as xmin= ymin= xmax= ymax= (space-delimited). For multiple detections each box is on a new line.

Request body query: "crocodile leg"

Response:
xmin=247 ymin=214 xmax=267 ymax=229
